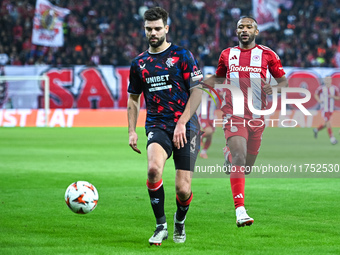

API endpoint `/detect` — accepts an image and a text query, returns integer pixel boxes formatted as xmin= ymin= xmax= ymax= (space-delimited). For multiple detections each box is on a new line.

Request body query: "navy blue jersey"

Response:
xmin=128 ymin=44 xmax=202 ymax=135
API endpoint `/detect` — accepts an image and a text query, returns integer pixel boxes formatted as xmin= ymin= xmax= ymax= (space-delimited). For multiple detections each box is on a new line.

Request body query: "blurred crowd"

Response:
xmin=0 ymin=0 xmax=339 ymax=68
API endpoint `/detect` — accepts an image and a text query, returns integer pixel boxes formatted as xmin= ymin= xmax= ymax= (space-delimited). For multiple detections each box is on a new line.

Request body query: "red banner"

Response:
xmin=3 ymin=66 xmax=340 ymax=111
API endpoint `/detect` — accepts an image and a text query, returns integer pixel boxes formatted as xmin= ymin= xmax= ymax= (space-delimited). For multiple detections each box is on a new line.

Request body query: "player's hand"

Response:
xmin=262 ymin=78 xmax=272 ymax=95
xmin=129 ymin=132 xmax=141 ymax=154
xmin=173 ymin=122 xmax=187 ymax=149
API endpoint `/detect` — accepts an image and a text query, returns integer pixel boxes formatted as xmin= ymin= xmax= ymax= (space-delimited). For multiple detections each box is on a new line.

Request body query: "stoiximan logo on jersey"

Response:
xmin=229 ymin=64 xmax=262 ymax=73
xmin=199 ymin=79 xmax=312 ymax=128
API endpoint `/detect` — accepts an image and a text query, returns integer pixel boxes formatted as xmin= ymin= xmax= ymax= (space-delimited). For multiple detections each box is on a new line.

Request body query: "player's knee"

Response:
xmin=204 ymin=127 xmax=214 ymax=136
xmin=232 ymin=151 xmax=247 ymax=165
xmin=175 ymin=184 xmax=191 ymax=200
xmin=147 ymin=164 xmax=162 ymax=182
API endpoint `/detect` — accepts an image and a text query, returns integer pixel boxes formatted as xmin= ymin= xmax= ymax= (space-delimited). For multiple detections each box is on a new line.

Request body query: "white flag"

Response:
xmin=252 ymin=0 xmax=280 ymax=31
xmin=32 ymin=0 xmax=70 ymax=47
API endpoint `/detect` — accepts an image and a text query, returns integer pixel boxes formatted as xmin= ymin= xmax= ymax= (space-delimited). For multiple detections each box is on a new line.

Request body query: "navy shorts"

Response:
xmin=146 ymin=128 xmax=200 ymax=171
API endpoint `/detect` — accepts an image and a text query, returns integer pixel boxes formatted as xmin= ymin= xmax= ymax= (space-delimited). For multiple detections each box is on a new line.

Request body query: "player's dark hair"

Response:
xmin=143 ymin=7 xmax=168 ymax=26
xmin=239 ymin=16 xmax=258 ymax=25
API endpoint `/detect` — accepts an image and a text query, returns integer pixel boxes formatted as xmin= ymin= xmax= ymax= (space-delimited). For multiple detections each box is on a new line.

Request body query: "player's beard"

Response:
xmin=238 ymin=33 xmax=256 ymax=46
xmin=149 ymin=35 xmax=166 ymax=48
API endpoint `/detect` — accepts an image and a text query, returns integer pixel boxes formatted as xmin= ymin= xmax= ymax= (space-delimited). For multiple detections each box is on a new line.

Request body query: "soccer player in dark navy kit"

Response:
xmin=127 ymin=7 xmax=203 ymax=245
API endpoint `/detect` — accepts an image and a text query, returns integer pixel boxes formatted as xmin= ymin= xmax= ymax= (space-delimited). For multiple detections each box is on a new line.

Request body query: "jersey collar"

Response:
xmin=148 ymin=43 xmax=172 ymax=55
xmin=235 ymin=44 xmax=258 ymax=51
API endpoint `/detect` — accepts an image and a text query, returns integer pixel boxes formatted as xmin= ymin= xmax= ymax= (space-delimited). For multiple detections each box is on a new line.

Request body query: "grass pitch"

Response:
xmin=0 ymin=127 xmax=339 ymax=254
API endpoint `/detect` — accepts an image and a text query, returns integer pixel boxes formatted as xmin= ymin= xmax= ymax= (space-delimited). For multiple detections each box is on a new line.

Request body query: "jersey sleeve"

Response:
xmin=216 ymin=49 xmax=228 ymax=77
xmin=267 ymin=51 xmax=285 ymax=78
xmin=182 ymin=50 xmax=203 ymax=89
xmin=128 ymin=60 xmax=143 ymax=94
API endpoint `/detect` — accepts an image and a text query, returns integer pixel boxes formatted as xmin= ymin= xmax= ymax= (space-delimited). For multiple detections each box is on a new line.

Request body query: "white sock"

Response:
xmin=175 ymin=218 xmax=185 ymax=224
xmin=235 ymin=206 xmax=245 ymax=216
xmin=156 ymin=222 xmax=167 ymax=229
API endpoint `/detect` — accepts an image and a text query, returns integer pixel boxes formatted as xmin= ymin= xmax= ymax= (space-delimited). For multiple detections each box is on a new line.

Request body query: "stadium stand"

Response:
xmin=0 ymin=0 xmax=339 ymax=67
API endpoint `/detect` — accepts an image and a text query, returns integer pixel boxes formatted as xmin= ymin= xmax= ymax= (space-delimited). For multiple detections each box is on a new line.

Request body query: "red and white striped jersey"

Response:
xmin=216 ymin=44 xmax=285 ymax=119
xmin=315 ymin=85 xmax=339 ymax=113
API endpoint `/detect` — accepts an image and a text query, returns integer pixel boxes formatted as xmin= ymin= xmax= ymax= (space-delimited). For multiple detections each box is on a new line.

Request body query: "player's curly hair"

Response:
xmin=143 ymin=7 xmax=168 ymax=26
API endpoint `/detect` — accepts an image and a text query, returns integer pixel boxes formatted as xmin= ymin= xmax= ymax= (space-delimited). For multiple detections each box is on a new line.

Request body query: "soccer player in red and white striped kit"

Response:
xmin=313 ymin=76 xmax=340 ymax=145
xmin=203 ymin=16 xmax=288 ymax=227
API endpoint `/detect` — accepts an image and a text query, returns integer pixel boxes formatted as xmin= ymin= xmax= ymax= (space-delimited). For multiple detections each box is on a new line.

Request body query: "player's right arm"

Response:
xmin=314 ymin=87 xmax=322 ymax=103
xmin=202 ymin=50 xmax=227 ymax=87
xmin=127 ymin=93 xmax=141 ymax=154
xmin=127 ymin=60 xmax=143 ymax=154
xmin=314 ymin=93 xmax=321 ymax=103
xmin=201 ymin=74 xmax=226 ymax=87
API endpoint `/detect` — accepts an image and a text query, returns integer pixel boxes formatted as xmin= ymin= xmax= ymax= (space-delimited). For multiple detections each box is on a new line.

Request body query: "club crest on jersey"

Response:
xmin=230 ymin=126 xmax=238 ymax=133
xmin=252 ymin=55 xmax=260 ymax=61
xmin=166 ymin=58 xmax=175 ymax=68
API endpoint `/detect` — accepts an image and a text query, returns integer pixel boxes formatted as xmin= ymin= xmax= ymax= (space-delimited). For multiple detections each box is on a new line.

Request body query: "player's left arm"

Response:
xmin=173 ymin=87 xmax=202 ymax=149
xmin=331 ymin=87 xmax=340 ymax=100
xmin=330 ymin=94 xmax=340 ymax=100
xmin=263 ymin=52 xmax=288 ymax=95
xmin=263 ymin=75 xmax=288 ymax=95
xmin=173 ymin=50 xmax=203 ymax=149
